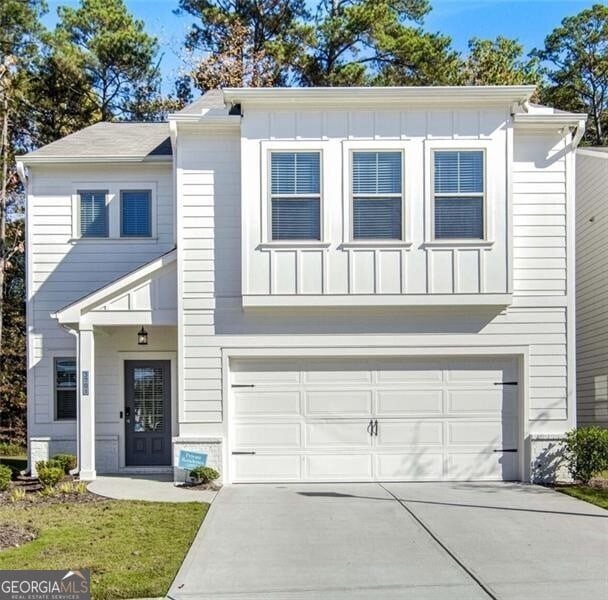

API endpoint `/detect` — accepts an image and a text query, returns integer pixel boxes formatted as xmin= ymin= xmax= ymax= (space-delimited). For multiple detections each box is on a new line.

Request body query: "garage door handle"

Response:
xmin=493 ymin=449 xmax=517 ymax=453
xmin=373 ymin=419 xmax=378 ymax=436
xmin=232 ymin=451 xmax=256 ymax=455
xmin=367 ymin=420 xmax=373 ymax=435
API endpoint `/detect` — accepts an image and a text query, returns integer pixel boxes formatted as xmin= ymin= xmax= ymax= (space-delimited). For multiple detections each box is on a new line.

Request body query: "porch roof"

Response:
xmin=53 ymin=249 xmax=177 ymax=327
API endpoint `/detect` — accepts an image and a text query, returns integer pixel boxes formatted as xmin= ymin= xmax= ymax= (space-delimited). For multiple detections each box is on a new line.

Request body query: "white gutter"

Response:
xmin=18 ymin=155 xmax=173 ymax=165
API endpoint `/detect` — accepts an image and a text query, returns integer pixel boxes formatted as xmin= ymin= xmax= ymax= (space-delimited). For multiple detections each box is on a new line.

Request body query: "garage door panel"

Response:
xmin=306 ymin=422 xmax=372 ymax=448
xmin=376 ymin=421 xmax=443 ymax=447
xmin=447 ymin=389 xmax=517 ymax=416
xmin=305 ymin=390 xmax=372 ymax=417
xmin=231 ymin=360 xmax=300 ymax=384
xmin=376 ymin=361 xmax=444 ymax=383
xmin=376 ymin=453 xmax=444 ymax=480
xmin=447 ymin=452 xmax=518 ymax=481
xmin=303 ymin=367 xmax=372 ymax=384
xmin=234 ymin=391 xmax=301 ymax=417
xmin=305 ymin=455 xmax=373 ymax=480
xmin=376 ymin=390 xmax=443 ymax=416
xmin=233 ymin=455 xmax=301 ymax=482
xmin=234 ymin=423 xmax=301 ymax=448
xmin=445 ymin=359 xmax=517 ymax=383
xmin=447 ymin=420 xmax=517 ymax=447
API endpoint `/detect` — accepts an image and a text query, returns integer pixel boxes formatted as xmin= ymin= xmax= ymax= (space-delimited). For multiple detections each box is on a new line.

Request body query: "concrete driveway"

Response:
xmin=168 ymin=482 xmax=608 ymax=600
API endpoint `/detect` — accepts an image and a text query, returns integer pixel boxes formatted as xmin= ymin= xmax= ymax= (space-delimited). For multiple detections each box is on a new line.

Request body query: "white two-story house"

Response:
xmin=17 ymin=86 xmax=586 ymax=484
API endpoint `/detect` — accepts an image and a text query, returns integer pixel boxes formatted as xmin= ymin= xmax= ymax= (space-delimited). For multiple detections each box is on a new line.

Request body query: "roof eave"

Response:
xmin=17 ymin=154 xmax=173 ymax=165
xmin=222 ymin=86 xmax=537 ymax=107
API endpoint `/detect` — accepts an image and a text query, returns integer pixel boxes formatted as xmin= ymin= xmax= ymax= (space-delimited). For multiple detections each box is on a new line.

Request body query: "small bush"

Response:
xmin=37 ymin=466 xmax=64 ymax=489
xmin=36 ymin=459 xmax=63 ymax=472
xmin=0 ymin=465 xmax=12 ymax=491
xmin=10 ymin=488 xmax=26 ymax=503
xmin=52 ymin=454 xmax=77 ymax=474
xmin=0 ymin=442 xmax=26 ymax=457
xmin=564 ymin=427 xmax=608 ymax=484
xmin=73 ymin=481 xmax=88 ymax=495
xmin=189 ymin=466 xmax=220 ymax=484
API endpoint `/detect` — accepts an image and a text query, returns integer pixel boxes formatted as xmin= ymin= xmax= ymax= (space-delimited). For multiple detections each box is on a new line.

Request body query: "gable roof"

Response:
xmin=53 ymin=248 xmax=176 ymax=324
xmin=175 ymin=89 xmax=226 ymax=115
xmin=20 ymin=122 xmax=172 ymax=163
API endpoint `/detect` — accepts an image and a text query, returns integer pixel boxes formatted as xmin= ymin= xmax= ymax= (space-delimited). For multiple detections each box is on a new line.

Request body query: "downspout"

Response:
xmin=62 ymin=324 xmax=81 ymax=476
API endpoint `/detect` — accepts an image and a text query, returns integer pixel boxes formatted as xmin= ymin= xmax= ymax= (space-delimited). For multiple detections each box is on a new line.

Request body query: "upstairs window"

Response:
xmin=121 ymin=190 xmax=152 ymax=237
xmin=270 ymin=151 xmax=321 ymax=241
xmin=55 ymin=358 xmax=77 ymax=421
xmin=352 ymin=151 xmax=403 ymax=240
xmin=433 ymin=150 xmax=484 ymax=240
xmin=79 ymin=190 xmax=108 ymax=238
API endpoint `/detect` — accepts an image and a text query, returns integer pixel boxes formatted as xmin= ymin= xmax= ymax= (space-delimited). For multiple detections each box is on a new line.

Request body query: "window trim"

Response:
xmin=71 ymin=181 xmax=158 ymax=241
xmin=424 ymin=140 xmax=494 ymax=246
xmin=54 ymin=356 xmax=77 ymax=422
xmin=263 ymin=146 xmax=325 ymax=244
xmin=341 ymin=140 xmax=411 ymax=247
xmin=120 ymin=189 xmax=153 ymax=238
xmin=78 ymin=189 xmax=109 ymax=239
xmin=349 ymin=149 xmax=405 ymax=242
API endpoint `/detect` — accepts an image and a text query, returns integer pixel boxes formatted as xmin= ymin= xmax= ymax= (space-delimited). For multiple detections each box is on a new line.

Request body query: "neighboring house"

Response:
xmin=576 ymin=147 xmax=608 ymax=428
xmin=17 ymin=86 xmax=586 ymax=484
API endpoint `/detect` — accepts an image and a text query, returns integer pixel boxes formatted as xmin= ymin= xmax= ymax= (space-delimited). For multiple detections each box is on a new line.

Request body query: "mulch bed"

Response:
xmin=176 ymin=481 xmax=222 ymax=492
xmin=0 ymin=523 xmax=37 ymax=551
xmin=0 ymin=476 xmax=104 ymax=508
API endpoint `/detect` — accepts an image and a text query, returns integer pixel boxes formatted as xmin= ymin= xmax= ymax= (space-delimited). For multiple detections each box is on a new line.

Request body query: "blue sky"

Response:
xmin=43 ymin=0 xmax=597 ymax=95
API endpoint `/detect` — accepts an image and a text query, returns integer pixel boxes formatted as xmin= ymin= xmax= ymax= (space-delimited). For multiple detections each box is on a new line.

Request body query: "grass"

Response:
xmin=558 ymin=486 xmax=608 ymax=510
xmin=0 ymin=499 xmax=208 ymax=599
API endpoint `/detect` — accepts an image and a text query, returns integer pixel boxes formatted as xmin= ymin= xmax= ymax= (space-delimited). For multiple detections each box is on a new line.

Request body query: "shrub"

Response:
xmin=10 ymin=488 xmax=26 ymax=503
xmin=564 ymin=427 xmax=608 ymax=483
xmin=36 ymin=459 xmax=62 ymax=472
xmin=52 ymin=454 xmax=77 ymax=474
xmin=189 ymin=466 xmax=220 ymax=484
xmin=0 ymin=442 xmax=26 ymax=457
xmin=37 ymin=466 xmax=64 ymax=489
xmin=0 ymin=465 xmax=12 ymax=491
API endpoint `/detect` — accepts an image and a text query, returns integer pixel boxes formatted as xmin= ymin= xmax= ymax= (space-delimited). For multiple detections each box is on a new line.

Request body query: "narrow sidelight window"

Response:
xmin=433 ymin=150 xmax=484 ymax=240
xmin=352 ymin=151 xmax=403 ymax=240
xmin=55 ymin=358 xmax=77 ymax=420
xmin=121 ymin=190 xmax=152 ymax=237
xmin=79 ymin=190 xmax=108 ymax=238
xmin=270 ymin=152 xmax=321 ymax=240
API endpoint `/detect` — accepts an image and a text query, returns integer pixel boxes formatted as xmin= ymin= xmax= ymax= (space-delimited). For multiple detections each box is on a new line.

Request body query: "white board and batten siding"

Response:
xmin=27 ymin=163 xmax=175 ymax=441
xmin=176 ymin=105 xmax=576 ymax=482
xmin=576 ymin=149 xmax=608 ymax=427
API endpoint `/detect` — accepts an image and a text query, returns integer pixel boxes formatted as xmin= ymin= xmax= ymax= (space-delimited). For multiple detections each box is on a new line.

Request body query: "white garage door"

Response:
xmin=230 ymin=357 xmax=519 ymax=483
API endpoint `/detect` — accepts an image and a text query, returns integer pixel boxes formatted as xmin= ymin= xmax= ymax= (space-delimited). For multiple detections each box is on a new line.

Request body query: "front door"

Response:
xmin=125 ymin=360 xmax=172 ymax=466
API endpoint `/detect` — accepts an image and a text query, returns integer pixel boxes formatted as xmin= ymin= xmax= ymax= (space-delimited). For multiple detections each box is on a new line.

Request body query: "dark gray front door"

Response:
xmin=125 ymin=360 xmax=171 ymax=466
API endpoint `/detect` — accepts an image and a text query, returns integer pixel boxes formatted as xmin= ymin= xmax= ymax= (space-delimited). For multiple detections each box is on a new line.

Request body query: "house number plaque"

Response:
xmin=82 ymin=370 xmax=89 ymax=396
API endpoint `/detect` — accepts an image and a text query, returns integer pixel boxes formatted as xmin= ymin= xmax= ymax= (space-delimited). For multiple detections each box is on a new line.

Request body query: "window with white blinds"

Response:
xmin=352 ymin=151 xmax=403 ymax=240
xmin=79 ymin=190 xmax=108 ymax=238
xmin=121 ymin=190 xmax=152 ymax=237
xmin=433 ymin=150 xmax=484 ymax=239
xmin=270 ymin=152 xmax=321 ymax=240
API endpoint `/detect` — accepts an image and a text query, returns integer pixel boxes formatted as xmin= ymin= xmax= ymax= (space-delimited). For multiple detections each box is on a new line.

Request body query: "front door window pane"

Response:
xmin=132 ymin=367 xmax=164 ymax=432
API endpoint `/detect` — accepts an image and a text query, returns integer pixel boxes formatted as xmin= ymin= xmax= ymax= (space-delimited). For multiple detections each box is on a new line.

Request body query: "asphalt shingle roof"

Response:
xmin=23 ymin=122 xmax=172 ymax=160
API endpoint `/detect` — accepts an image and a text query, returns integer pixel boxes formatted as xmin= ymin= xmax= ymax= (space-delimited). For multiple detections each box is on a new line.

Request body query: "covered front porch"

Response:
xmin=52 ymin=251 xmax=178 ymax=480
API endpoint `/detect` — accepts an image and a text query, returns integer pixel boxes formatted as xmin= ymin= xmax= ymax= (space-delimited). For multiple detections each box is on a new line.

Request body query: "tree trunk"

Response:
xmin=0 ymin=85 xmax=9 ymax=352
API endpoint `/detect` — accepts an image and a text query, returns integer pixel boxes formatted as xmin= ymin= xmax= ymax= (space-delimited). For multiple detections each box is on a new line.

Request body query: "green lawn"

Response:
xmin=558 ymin=486 xmax=608 ymax=510
xmin=0 ymin=500 xmax=208 ymax=599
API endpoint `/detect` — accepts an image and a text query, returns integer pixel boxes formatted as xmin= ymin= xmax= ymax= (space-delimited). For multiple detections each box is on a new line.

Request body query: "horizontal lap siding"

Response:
xmin=29 ymin=163 xmax=174 ymax=430
xmin=576 ymin=153 xmax=608 ymax=427
xmin=179 ymin=131 xmax=240 ymax=423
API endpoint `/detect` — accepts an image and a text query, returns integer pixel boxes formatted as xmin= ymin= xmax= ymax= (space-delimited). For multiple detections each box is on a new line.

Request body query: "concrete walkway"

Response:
xmin=88 ymin=474 xmax=217 ymax=503
xmin=168 ymin=482 xmax=607 ymax=600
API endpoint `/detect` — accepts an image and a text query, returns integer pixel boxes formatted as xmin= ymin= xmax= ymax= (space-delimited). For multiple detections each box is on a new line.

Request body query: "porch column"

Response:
xmin=78 ymin=325 xmax=96 ymax=480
